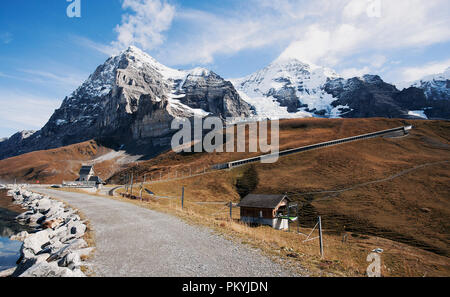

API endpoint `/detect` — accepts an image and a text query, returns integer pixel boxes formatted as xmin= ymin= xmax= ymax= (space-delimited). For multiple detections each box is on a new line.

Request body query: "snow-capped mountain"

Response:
xmin=231 ymin=58 xmax=340 ymax=119
xmin=0 ymin=130 xmax=37 ymax=158
xmin=0 ymin=46 xmax=252 ymax=160
xmin=411 ymin=67 xmax=450 ymax=101
xmin=233 ymin=58 xmax=450 ymax=120
xmin=1 ymin=46 xmax=449 ymax=160
xmin=391 ymin=67 xmax=450 ymax=119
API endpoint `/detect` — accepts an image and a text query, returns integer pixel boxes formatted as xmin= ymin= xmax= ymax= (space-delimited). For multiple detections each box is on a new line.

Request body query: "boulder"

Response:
xmin=48 ymin=239 xmax=87 ymax=261
xmin=10 ymin=231 xmax=30 ymax=241
xmin=35 ymin=198 xmax=53 ymax=213
xmin=67 ymin=220 xmax=87 ymax=238
xmin=43 ymin=218 xmax=64 ymax=230
xmin=23 ymin=229 xmax=51 ymax=254
xmin=59 ymin=252 xmax=82 ymax=270
xmin=0 ymin=268 xmax=16 ymax=278
xmin=19 ymin=262 xmax=85 ymax=277
xmin=16 ymin=211 xmax=34 ymax=221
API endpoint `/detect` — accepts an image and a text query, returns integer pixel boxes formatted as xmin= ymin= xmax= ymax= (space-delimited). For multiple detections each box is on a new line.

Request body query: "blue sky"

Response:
xmin=0 ymin=0 xmax=449 ymax=138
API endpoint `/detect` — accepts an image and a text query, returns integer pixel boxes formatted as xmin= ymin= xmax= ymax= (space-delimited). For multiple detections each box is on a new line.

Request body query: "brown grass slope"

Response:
xmin=111 ymin=118 xmax=450 ymax=259
xmin=0 ymin=140 xmax=119 ymax=184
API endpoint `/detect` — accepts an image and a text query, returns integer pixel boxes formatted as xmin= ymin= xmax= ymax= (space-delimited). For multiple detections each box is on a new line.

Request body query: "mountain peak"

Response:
xmin=119 ymin=45 xmax=158 ymax=64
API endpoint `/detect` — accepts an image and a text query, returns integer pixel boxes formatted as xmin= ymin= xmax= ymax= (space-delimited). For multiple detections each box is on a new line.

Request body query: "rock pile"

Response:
xmin=6 ymin=187 xmax=93 ymax=277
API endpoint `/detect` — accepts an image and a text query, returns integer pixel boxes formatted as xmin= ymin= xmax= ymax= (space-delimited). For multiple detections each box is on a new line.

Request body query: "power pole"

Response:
xmin=318 ymin=216 xmax=324 ymax=258
xmin=140 ymin=174 xmax=146 ymax=202
xmin=130 ymin=171 xmax=134 ymax=196
xmin=287 ymin=203 xmax=290 ymax=232
xmin=181 ymin=187 xmax=185 ymax=210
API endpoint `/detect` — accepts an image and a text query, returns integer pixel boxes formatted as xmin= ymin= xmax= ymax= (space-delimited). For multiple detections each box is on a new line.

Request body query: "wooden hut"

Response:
xmin=238 ymin=194 xmax=291 ymax=230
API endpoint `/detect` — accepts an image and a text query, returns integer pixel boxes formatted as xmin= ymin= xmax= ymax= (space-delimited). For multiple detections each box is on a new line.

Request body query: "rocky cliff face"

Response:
xmin=411 ymin=67 xmax=450 ymax=101
xmin=324 ymin=75 xmax=425 ymax=118
xmin=0 ymin=131 xmax=37 ymax=160
xmin=0 ymin=46 xmax=253 ymax=160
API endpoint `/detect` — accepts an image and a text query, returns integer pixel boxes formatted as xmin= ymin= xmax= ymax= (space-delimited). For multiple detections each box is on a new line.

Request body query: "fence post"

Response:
xmin=229 ymin=202 xmax=232 ymax=220
xmin=318 ymin=216 xmax=324 ymax=258
xmin=181 ymin=187 xmax=184 ymax=210
xmin=287 ymin=203 xmax=290 ymax=232
xmin=130 ymin=172 xmax=134 ymax=196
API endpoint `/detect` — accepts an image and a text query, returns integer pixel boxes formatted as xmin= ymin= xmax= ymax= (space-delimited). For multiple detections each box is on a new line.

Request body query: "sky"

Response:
xmin=0 ymin=0 xmax=449 ymax=138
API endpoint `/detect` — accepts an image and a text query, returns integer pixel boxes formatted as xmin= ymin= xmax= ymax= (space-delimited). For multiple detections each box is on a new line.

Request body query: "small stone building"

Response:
xmin=76 ymin=165 xmax=104 ymax=185
xmin=238 ymin=194 xmax=291 ymax=230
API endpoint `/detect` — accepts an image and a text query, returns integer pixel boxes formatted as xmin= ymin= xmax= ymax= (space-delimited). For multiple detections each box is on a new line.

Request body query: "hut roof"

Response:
xmin=238 ymin=194 xmax=290 ymax=209
xmin=79 ymin=166 xmax=93 ymax=176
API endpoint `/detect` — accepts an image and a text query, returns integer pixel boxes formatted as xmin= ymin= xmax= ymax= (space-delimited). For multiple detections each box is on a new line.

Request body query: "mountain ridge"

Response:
xmin=0 ymin=46 xmax=253 ymax=160
xmin=1 ymin=46 xmax=449 ymax=160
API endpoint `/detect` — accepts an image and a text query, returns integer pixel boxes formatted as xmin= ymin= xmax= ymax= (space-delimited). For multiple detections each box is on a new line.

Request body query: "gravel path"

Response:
xmin=30 ymin=187 xmax=299 ymax=277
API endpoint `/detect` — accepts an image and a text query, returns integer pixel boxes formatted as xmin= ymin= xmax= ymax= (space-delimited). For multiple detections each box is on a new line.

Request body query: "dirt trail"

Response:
xmin=32 ymin=187 xmax=301 ymax=277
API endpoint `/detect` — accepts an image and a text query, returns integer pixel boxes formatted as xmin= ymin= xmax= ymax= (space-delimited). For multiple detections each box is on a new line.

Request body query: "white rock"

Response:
xmin=0 ymin=268 xmax=16 ymax=277
xmin=67 ymin=220 xmax=87 ymax=238
xmin=35 ymin=198 xmax=53 ymax=213
xmin=16 ymin=211 xmax=34 ymax=221
xmin=23 ymin=230 xmax=51 ymax=254
xmin=48 ymin=239 xmax=87 ymax=261
xmin=60 ymin=252 xmax=82 ymax=270
xmin=19 ymin=262 xmax=85 ymax=277
xmin=10 ymin=231 xmax=30 ymax=241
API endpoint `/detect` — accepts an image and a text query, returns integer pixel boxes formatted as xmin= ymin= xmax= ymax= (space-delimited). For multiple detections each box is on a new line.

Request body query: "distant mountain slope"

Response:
xmin=411 ymin=67 xmax=450 ymax=101
xmin=231 ymin=58 xmax=339 ymax=119
xmin=0 ymin=46 xmax=252 ymax=160
xmin=232 ymin=59 xmax=449 ymax=120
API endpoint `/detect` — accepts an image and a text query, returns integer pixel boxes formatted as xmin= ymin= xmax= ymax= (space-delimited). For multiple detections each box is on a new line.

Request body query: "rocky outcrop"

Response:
xmin=178 ymin=68 xmax=252 ymax=119
xmin=411 ymin=67 xmax=450 ymax=101
xmin=325 ymin=75 xmax=449 ymax=119
xmin=6 ymin=188 xmax=92 ymax=277
xmin=0 ymin=131 xmax=36 ymax=161
xmin=0 ymin=46 xmax=253 ymax=160
xmin=324 ymin=75 xmax=411 ymax=118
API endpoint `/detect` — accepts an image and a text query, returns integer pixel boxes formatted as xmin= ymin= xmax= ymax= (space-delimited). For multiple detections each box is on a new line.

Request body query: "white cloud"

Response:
xmin=112 ymin=0 xmax=175 ymax=51
xmin=277 ymin=0 xmax=450 ymax=67
xmin=341 ymin=66 xmax=371 ymax=78
xmin=399 ymin=59 xmax=450 ymax=82
xmin=76 ymin=0 xmax=449 ymax=84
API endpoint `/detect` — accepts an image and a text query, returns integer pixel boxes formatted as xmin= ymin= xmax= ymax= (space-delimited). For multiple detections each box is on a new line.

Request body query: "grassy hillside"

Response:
xmin=0 ymin=140 xmax=122 ymax=184
xmin=111 ymin=118 xmax=450 ymax=276
xmin=2 ymin=117 xmax=449 ymax=275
